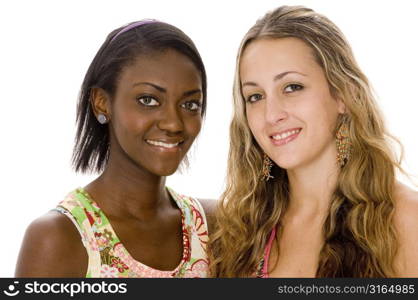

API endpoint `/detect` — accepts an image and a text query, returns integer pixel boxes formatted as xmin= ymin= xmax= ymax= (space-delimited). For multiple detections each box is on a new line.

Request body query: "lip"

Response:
xmin=145 ymin=138 xmax=184 ymax=152
xmin=269 ymin=127 xmax=302 ymax=146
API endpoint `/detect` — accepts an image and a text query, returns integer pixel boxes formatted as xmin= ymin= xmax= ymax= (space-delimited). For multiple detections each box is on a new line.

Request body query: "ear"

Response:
xmin=336 ymin=97 xmax=346 ymax=114
xmin=90 ymin=87 xmax=111 ymax=119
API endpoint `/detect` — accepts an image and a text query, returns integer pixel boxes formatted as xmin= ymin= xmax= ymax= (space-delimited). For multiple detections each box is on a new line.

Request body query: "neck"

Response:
xmin=285 ymin=145 xmax=340 ymax=222
xmin=85 ymin=153 xmax=171 ymax=220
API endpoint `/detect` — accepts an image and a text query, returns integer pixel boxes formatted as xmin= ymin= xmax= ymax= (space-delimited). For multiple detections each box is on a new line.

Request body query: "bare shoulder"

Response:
xmin=198 ymin=198 xmax=218 ymax=218
xmin=15 ymin=210 xmax=88 ymax=277
xmin=393 ymin=182 xmax=418 ymax=276
xmin=196 ymin=198 xmax=218 ymax=234
xmin=393 ymin=182 xmax=418 ymax=223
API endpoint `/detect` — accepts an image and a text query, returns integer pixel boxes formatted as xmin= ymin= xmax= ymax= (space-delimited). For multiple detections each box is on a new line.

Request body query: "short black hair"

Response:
xmin=72 ymin=21 xmax=207 ymax=173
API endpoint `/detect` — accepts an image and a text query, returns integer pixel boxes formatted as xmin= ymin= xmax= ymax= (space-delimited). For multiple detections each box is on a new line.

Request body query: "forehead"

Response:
xmin=118 ymin=49 xmax=202 ymax=88
xmin=240 ymin=37 xmax=319 ymax=79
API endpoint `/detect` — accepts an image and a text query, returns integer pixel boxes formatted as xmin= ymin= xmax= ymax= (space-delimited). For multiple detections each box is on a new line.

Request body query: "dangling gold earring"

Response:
xmin=261 ymin=153 xmax=274 ymax=181
xmin=336 ymin=115 xmax=351 ymax=167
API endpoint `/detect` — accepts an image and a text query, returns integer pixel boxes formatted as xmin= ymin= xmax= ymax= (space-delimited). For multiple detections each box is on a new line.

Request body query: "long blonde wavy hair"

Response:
xmin=209 ymin=5 xmax=403 ymax=277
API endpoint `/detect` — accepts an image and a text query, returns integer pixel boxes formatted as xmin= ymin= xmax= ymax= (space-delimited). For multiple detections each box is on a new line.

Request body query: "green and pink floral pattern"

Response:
xmin=55 ymin=187 xmax=209 ymax=278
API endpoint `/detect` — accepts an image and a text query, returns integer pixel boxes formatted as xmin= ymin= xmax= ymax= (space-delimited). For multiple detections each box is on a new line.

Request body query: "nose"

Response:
xmin=264 ymin=95 xmax=288 ymax=124
xmin=157 ymin=104 xmax=184 ymax=134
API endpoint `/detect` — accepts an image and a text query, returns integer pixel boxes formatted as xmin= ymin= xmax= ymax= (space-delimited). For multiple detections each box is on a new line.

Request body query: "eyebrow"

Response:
xmin=182 ymin=89 xmax=202 ymax=97
xmin=133 ymin=82 xmax=166 ymax=93
xmin=133 ymin=82 xmax=202 ymax=97
xmin=242 ymin=71 xmax=307 ymax=87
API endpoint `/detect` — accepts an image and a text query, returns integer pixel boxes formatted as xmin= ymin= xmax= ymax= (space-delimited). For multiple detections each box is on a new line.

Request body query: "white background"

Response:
xmin=0 ymin=0 xmax=417 ymax=277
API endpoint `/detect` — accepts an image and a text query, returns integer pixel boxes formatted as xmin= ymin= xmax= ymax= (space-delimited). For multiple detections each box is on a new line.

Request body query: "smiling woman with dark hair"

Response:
xmin=15 ymin=20 xmax=212 ymax=278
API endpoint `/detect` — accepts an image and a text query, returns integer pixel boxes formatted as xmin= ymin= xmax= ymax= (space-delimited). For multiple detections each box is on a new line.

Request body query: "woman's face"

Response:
xmin=240 ymin=37 xmax=345 ymax=170
xmin=105 ymin=49 xmax=203 ymax=176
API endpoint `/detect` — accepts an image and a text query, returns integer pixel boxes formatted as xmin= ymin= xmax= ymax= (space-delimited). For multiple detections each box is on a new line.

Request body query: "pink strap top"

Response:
xmin=259 ymin=226 xmax=276 ymax=278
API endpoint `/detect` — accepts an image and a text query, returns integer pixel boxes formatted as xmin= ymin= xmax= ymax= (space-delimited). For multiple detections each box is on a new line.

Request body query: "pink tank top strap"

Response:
xmin=262 ymin=226 xmax=277 ymax=277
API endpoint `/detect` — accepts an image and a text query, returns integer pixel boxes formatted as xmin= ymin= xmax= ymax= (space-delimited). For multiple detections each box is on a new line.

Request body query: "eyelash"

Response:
xmin=137 ymin=95 xmax=160 ymax=107
xmin=246 ymin=93 xmax=263 ymax=103
xmin=137 ymin=95 xmax=201 ymax=112
xmin=245 ymin=83 xmax=304 ymax=103
xmin=284 ymin=83 xmax=304 ymax=93
xmin=181 ymin=100 xmax=202 ymax=112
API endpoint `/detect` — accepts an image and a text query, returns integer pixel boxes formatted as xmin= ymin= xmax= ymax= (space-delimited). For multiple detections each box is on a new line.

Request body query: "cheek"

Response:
xmin=246 ymin=109 xmax=255 ymax=132
xmin=246 ymin=109 xmax=265 ymax=142
xmin=120 ymin=115 xmax=141 ymax=132
xmin=313 ymin=119 xmax=334 ymax=143
xmin=112 ymin=101 xmax=136 ymax=131
xmin=302 ymin=91 xmax=339 ymax=126
xmin=320 ymin=100 xmax=341 ymax=134
xmin=185 ymin=116 xmax=202 ymax=138
xmin=113 ymin=109 xmax=149 ymax=142
xmin=305 ymin=105 xmax=338 ymax=142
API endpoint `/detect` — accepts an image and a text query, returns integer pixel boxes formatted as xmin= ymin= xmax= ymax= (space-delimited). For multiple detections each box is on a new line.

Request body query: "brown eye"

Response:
xmin=284 ymin=84 xmax=303 ymax=93
xmin=137 ymin=95 xmax=160 ymax=106
xmin=181 ymin=100 xmax=201 ymax=112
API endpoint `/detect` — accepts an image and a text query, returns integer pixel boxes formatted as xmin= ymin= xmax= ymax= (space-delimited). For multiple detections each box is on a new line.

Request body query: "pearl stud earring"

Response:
xmin=97 ymin=113 xmax=108 ymax=124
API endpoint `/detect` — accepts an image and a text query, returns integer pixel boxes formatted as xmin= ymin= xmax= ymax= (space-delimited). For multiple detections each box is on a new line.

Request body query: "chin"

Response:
xmin=158 ymin=169 xmax=178 ymax=176
xmin=149 ymin=163 xmax=180 ymax=177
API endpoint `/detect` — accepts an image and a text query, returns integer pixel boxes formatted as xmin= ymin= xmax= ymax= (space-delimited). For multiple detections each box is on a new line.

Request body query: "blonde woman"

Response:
xmin=210 ymin=6 xmax=418 ymax=277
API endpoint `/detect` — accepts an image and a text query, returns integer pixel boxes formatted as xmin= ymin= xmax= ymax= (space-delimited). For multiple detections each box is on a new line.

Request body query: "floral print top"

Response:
xmin=54 ymin=187 xmax=209 ymax=278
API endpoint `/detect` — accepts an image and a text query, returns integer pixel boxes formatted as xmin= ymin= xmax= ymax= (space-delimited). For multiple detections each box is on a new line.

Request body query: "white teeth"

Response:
xmin=146 ymin=140 xmax=181 ymax=148
xmin=272 ymin=129 xmax=301 ymax=140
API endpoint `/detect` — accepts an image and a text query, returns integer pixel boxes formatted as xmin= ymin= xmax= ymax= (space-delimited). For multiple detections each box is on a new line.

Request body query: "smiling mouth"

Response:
xmin=270 ymin=128 xmax=301 ymax=146
xmin=271 ymin=128 xmax=301 ymax=140
xmin=145 ymin=139 xmax=184 ymax=149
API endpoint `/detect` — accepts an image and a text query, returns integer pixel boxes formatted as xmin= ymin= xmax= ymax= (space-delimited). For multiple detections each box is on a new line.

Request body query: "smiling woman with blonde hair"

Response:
xmin=209 ymin=5 xmax=418 ymax=277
